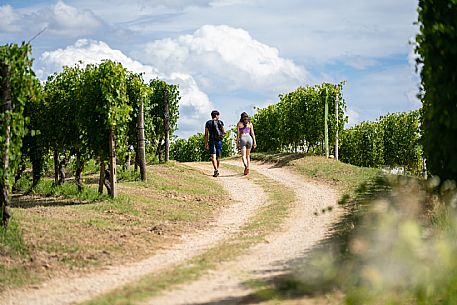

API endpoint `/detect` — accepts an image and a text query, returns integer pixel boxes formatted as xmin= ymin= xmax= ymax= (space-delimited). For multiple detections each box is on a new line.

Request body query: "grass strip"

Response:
xmin=0 ymin=218 xmax=37 ymax=288
xmin=251 ymin=153 xmax=381 ymax=195
xmin=81 ymin=164 xmax=295 ymax=305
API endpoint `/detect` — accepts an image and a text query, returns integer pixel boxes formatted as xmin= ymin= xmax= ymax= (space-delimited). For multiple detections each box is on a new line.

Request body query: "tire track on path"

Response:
xmin=2 ymin=163 xmax=267 ymax=305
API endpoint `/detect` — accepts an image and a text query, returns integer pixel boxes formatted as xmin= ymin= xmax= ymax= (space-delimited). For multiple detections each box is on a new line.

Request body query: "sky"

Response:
xmin=0 ymin=0 xmax=421 ymax=138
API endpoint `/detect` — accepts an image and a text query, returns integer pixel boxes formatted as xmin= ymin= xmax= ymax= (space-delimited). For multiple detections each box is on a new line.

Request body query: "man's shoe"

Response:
xmin=213 ymin=169 xmax=219 ymax=177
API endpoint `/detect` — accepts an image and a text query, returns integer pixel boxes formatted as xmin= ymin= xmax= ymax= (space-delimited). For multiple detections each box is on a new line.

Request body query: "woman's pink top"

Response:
xmin=239 ymin=125 xmax=251 ymax=134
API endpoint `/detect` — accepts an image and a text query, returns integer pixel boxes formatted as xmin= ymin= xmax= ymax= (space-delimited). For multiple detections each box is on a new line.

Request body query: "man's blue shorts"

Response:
xmin=209 ymin=139 xmax=222 ymax=157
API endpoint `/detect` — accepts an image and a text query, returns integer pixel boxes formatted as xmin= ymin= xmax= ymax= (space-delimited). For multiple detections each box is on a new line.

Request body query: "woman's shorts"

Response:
xmin=239 ymin=133 xmax=253 ymax=149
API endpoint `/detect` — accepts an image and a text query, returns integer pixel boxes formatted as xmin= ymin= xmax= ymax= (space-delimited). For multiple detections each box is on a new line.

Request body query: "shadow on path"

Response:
xmin=252 ymin=153 xmax=307 ymax=168
xmin=10 ymin=194 xmax=91 ymax=209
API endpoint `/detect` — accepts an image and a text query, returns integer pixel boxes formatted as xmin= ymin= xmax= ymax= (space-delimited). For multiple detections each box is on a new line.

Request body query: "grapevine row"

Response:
xmin=1 ymin=43 xmax=181 ymax=227
xmin=252 ymin=82 xmax=346 ymax=154
xmin=340 ymin=110 xmax=422 ymax=174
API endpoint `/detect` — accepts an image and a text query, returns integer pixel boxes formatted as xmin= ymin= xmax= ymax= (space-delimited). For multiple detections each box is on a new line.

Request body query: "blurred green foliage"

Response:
xmin=416 ymin=0 xmax=457 ymax=181
xmin=273 ymin=175 xmax=457 ymax=305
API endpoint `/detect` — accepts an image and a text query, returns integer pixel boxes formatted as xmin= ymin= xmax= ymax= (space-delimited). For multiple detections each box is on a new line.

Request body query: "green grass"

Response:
xmin=0 ymin=218 xmax=33 ymax=288
xmin=80 ymin=164 xmax=295 ymax=305
xmin=0 ymin=218 xmax=28 ymax=257
xmin=117 ymin=167 xmax=141 ymax=182
xmin=15 ymin=175 xmax=108 ymax=202
xmin=234 ymin=152 xmax=384 ymax=303
xmin=0 ymin=265 xmax=41 ymax=288
xmin=82 ymin=195 xmax=141 ymax=217
xmin=251 ymin=152 xmax=381 ymax=194
xmin=79 ymin=218 xmax=112 ymax=229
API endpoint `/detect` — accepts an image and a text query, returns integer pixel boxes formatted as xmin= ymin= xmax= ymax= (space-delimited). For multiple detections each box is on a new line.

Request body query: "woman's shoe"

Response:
xmin=244 ymin=166 xmax=249 ymax=175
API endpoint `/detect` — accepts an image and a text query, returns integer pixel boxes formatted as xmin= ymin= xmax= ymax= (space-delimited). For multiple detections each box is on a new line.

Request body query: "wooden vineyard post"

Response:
xmin=335 ymin=86 xmax=339 ymax=160
xmin=324 ymin=87 xmax=329 ymax=158
xmin=108 ymin=127 xmax=116 ymax=198
xmin=137 ymin=98 xmax=147 ymax=180
xmin=75 ymin=153 xmax=83 ymax=192
xmin=164 ymin=87 xmax=170 ymax=163
xmin=0 ymin=62 xmax=11 ymax=227
xmin=98 ymin=162 xmax=105 ymax=194
xmin=53 ymin=150 xmax=59 ymax=185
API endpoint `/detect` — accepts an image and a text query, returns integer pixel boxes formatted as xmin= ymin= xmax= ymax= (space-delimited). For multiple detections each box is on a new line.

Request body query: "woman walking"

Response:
xmin=236 ymin=112 xmax=257 ymax=175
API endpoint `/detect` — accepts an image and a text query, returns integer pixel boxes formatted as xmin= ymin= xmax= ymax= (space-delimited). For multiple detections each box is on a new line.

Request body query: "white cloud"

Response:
xmin=344 ymin=56 xmax=378 ymax=70
xmin=168 ymin=72 xmax=212 ymax=116
xmin=165 ymin=72 xmax=213 ymax=137
xmin=209 ymin=0 xmax=257 ymax=7
xmin=35 ymin=39 xmax=213 ymax=137
xmin=0 ymin=1 xmax=101 ymax=37
xmin=36 ymin=39 xmax=159 ymax=80
xmin=46 ymin=0 xmax=102 ymax=36
xmin=113 ymin=0 xmax=417 ymax=67
xmin=0 ymin=5 xmax=21 ymax=32
xmin=132 ymin=25 xmax=308 ymax=93
xmin=346 ymin=108 xmax=361 ymax=127
xmin=107 ymin=0 xmax=211 ymax=9
xmin=64 ymin=0 xmax=213 ymax=24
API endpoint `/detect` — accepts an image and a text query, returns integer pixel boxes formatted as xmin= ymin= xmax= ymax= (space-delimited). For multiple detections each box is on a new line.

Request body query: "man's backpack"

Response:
xmin=212 ymin=120 xmax=224 ymax=140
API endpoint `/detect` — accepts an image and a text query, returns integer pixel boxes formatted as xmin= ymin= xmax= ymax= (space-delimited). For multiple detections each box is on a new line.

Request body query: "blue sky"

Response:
xmin=0 ymin=0 xmax=421 ymax=138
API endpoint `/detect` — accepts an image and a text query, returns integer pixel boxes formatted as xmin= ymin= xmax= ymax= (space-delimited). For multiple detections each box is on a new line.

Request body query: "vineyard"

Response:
xmin=0 ymin=41 xmax=441 ymax=230
xmin=252 ymin=82 xmax=345 ymax=154
xmin=171 ymin=132 xmax=233 ymax=162
xmin=339 ymin=110 xmax=422 ymax=174
xmin=1 ymin=43 xmax=180 ymax=226
xmin=1 ymin=0 xmax=457 ymax=302
xmin=250 ymin=83 xmax=423 ymax=175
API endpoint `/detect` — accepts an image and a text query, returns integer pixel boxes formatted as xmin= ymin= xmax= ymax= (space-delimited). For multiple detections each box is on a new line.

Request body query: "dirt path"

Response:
xmin=142 ymin=160 xmax=341 ymax=305
xmin=2 ymin=161 xmax=340 ymax=305
xmin=2 ymin=164 xmax=268 ymax=305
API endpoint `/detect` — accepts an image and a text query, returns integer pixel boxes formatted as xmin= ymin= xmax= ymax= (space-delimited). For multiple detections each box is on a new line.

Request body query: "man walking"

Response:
xmin=204 ymin=110 xmax=226 ymax=177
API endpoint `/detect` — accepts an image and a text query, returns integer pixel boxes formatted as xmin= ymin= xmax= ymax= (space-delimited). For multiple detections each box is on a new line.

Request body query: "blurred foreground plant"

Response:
xmin=294 ymin=176 xmax=457 ymax=305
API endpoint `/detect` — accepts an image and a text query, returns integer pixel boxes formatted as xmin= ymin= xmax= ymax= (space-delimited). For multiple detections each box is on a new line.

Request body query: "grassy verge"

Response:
xmin=251 ymin=152 xmax=381 ymax=195
xmin=1 ymin=162 xmax=227 ymax=290
xmin=81 ymin=163 xmax=295 ymax=305
xmin=0 ymin=218 xmax=38 ymax=288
